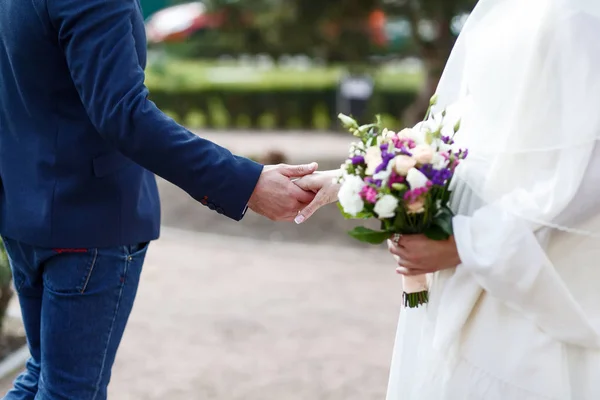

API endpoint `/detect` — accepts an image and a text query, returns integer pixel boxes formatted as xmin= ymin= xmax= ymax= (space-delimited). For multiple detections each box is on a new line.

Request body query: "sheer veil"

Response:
xmin=410 ymin=0 xmax=600 ymax=391
xmin=432 ymin=0 xmax=600 ymax=237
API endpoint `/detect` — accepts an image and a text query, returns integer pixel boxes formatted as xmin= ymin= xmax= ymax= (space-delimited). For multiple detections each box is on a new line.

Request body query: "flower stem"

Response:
xmin=403 ymin=290 xmax=429 ymax=309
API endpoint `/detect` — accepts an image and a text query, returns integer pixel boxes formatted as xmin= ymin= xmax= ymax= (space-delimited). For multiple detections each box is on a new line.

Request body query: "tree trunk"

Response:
xmin=402 ymin=56 xmax=443 ymax=126
xmin=402 ymin=7 xmax=456 ymax=126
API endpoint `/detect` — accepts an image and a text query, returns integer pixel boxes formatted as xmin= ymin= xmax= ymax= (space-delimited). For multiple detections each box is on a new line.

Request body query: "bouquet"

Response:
xmin=336 ymin=96 xmax=467 ymax=308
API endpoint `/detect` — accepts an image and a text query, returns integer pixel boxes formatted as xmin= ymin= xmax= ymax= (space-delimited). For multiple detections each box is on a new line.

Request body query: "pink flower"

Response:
xmin=360 ymin=186 xmax=378 ymax=204
xmin=403 ymin=187 xmax=430 ymax=203
xmin=407 ymin=198 xmax=426 ymax=214
xmin=388 ymin=172 xmax=405 ymax=187
xmin=412 ymin=145 xmax=434 ymax=164
xmin=393 ymin=137 xmax=416 ymax=150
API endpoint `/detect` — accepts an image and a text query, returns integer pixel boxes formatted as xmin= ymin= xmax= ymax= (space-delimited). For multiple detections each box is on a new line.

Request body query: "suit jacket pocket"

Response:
xmin=93 ymin=152 xmax=130 ymax=177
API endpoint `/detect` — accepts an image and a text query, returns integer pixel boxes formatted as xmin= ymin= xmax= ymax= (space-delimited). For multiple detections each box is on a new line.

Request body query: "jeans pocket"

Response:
xmin=44 ymin=249 xmax=99 ymax=295
xmin=123 ymin=242 xmax=149 ymax=259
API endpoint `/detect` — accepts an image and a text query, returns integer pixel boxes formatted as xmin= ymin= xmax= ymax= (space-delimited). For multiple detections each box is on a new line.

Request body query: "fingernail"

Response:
xmin=294 ymin=214 xmax=305 ymax=224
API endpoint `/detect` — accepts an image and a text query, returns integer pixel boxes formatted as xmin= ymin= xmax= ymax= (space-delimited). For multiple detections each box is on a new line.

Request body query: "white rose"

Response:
xmin=406 ymin=168 xmax=429 ymax=189
xmin=431 ymin=152 xmax=448 ymax=169
xmin=393 ymin=155 xmax=416 ymax=176
xmin=412 ymin=144 xmax=434 ymax=164
xmin=398 ymin=127 xmax=426 ymax=146
xmin=382 ymin=128 xmax=396 ymax=139
xmin=364 ymin=146 xmax=383 ymax=175
xmin=374 ymin=194 xmax=399 ymax=219
xmin=377 ymin=129 xmax=396 ymax=145
xmin=414 ymin=117 xmax=442 ymax=139
xmin=397 ymin=128 xmax=413 ymax=139
xmin=338 ymin=175 xmax=365 ymax=216
xmin=437 ymin=141 xmax=452 ymax=153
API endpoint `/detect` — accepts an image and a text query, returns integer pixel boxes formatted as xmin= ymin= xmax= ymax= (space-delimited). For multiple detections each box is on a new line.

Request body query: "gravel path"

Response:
xmin=104 ymin=228 xmax=401 ymax=399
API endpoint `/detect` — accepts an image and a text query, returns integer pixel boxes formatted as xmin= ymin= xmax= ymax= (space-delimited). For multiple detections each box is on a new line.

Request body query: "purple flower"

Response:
xmin=441 ymin=136 xmax=454 ymax=145
xmin=365 ymin=176 xmax=383 ymax=188
xmin=398 ymin=148 xmax=412 ymax=157
xmin=351 ymin=155 xmax=365 ymax=165
xmin=418 ymin=165 xmax=453 ymax=186
xmin=374 ymin=146 xmax=396 ymax=174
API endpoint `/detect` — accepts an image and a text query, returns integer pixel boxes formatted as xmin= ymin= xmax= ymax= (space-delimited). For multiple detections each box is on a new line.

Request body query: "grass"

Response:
xmin=144 ymin=59 xmax=423 ymax=91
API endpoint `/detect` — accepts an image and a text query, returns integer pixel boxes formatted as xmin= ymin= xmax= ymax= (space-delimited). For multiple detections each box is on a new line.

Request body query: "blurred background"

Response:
xmin=0 ymin=0 xmax=477 ymax=398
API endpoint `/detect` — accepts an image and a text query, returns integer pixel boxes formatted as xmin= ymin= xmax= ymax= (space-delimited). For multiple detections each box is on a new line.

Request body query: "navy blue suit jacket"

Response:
xmin=0 ymin=0 xmax=263 ymax=248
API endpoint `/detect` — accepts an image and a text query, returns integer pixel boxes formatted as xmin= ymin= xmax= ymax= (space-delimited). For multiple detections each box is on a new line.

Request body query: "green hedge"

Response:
xmin=148 ymin=87 xmax=417 ymax=130
xmin=144 ymin=61 xmax=421 ymax=130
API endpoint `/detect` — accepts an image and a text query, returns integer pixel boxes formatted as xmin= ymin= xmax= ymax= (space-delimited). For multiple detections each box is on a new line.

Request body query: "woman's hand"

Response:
xmin=293 ymin=170 xmax=341 ymax=224
xmin=387 ymin=234 xmax=461 ymax=276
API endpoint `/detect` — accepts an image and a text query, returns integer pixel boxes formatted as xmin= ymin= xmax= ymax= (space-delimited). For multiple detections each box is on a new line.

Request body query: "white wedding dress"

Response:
xmin=386 ymin=1 xmax=600 ymax=399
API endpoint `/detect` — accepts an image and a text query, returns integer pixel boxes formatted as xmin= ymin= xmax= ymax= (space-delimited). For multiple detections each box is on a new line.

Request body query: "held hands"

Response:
xmin=292 ymin=170 xmax=341 ymax=224
xmin=248 ymin=163 xmax=318 ymax=221
xmin=387 ymin=234 xmax=461 ymax=276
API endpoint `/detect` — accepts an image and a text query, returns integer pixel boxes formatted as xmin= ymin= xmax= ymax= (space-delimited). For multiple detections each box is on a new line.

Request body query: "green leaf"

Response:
xmin=423 ymin=225 xmax=449 ymax=241
xmin=441 ymin=189 xmax=452 ymax=205
xmin=431 ymin=206 xmax=454 ymax=238
xmin=358 ymin=123 xmax=376 ymax=135
xmin=391 ymin=183 xmax=407 ymax=191
xmin=337 ymin=202 xmax=372 ymax=220
xmin=347 ymin=227 xmax=391 ymax=244
xmin=437 ymin=205 xmax=454 ymax=219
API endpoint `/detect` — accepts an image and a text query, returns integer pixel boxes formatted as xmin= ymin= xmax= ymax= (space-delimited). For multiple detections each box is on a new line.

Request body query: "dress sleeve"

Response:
xmin=452 ymin=151 xmax=600 ymax=346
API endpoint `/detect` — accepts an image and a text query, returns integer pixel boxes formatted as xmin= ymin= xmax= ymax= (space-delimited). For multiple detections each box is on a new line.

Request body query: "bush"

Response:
xmin=0 ymin=239 xmax=13 ymax=333
xmin=148 ymin=87 xmax=417 ymax=130
xmin=145 ymin=61 xmax=421 ymax=130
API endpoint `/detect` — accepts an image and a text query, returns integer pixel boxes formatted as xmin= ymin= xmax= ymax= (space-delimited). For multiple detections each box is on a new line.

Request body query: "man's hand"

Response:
xmin=248 ymin=163 xmax=318 ymax=221
xmin=387 ymin=234 xmax=461 ymax=275
xmin=292 ymin=170 xmax=341 ymax=224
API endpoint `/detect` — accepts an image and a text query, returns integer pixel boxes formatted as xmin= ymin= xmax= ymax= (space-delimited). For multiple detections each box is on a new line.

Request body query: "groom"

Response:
xmin=0 ymin=0 xmax=317 ymax=398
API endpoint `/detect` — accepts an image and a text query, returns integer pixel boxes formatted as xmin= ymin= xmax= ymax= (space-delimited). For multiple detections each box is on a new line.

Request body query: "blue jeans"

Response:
xmin=0 ymin=237 xmax=148 ymax=400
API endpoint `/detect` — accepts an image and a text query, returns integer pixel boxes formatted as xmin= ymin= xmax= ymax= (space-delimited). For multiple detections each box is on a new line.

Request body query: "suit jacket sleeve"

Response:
xmin=47 ymin=0 xmax=262 ymax=221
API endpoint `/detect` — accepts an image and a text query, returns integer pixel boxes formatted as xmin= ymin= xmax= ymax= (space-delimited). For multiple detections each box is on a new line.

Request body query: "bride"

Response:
xmin=294 ymin=0 xmax=600 ymax=398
